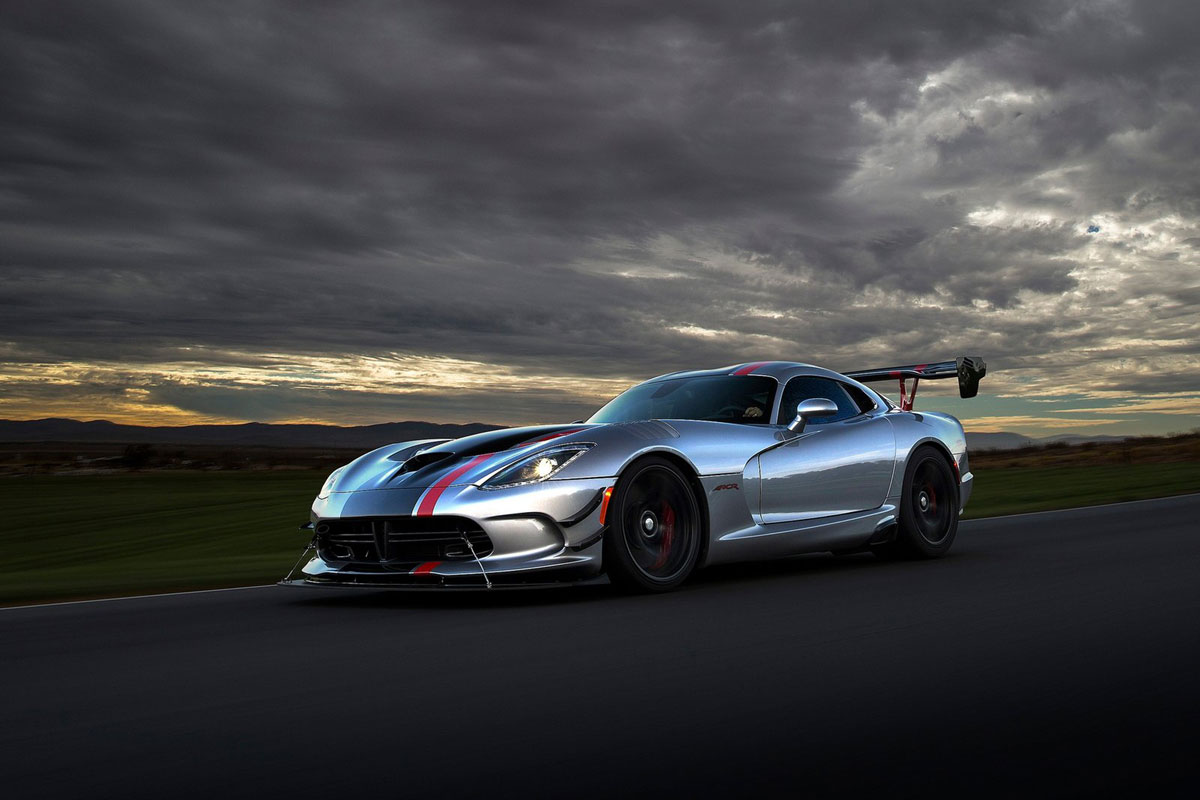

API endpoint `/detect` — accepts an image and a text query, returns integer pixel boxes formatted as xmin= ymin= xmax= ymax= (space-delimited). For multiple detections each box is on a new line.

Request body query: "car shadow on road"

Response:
xmin=695 ymin=550 xmax=877 ymax=584
xmin=281 ymin=580 xmax=612 ymax=610
xmin=280 ymin=549 xmax=956 ymax=610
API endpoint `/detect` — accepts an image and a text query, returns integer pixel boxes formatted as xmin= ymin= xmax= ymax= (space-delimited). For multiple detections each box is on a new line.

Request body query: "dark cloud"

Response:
xmin=1 ymin=0 xmax=1198 ymax=430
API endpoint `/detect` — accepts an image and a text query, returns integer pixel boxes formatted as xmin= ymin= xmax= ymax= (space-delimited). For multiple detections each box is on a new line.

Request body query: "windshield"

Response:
xmin=588 ymin=375 xmax=777 ymax=425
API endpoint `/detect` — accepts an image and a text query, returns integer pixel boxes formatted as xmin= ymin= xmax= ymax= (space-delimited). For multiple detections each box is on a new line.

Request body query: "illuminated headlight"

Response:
xmin=317 ymin=467 xmax=345 ymax=499
xmin=483 ymin=444 xmax=593 ymax=489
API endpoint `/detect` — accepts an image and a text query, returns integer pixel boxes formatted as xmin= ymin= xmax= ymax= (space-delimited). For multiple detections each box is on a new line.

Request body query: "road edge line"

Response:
xmin=965 ymin=490 xmax=1200 ymax=522
xmin=0 ymin=584 xmax=276 ymax=612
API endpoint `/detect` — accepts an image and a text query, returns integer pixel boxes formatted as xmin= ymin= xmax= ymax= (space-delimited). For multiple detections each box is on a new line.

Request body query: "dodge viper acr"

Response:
xmin=281 ymin=356 xmax=986 ymax=592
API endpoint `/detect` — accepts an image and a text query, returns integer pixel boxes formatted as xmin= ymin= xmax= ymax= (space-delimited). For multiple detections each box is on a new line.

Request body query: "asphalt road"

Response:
xmin=3 ymin=495 xmax=1199 ymax=799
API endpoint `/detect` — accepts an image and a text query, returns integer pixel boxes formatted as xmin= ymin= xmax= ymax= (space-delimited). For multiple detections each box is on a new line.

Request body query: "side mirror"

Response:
xmin=787 ymin=398 xmax=838 ymax=434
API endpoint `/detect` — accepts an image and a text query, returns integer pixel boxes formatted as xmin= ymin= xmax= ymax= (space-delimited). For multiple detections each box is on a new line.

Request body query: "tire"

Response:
xmin=872 ymin=445 xmax=959 ymax=560
xmin=603 ymin=456 xmax=703 ymax=592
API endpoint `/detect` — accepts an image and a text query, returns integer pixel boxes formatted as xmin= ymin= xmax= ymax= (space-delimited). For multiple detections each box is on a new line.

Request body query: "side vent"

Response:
xmin=612 ymin=420 xmax=680 ymax=440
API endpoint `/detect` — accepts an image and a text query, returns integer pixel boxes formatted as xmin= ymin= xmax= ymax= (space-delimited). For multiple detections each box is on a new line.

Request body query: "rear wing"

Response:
xmin=845 ymin=356 xmax=986 ymax=412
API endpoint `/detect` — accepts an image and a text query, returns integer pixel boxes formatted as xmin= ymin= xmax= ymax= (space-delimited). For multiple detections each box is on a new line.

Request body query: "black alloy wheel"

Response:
xmin=910 ymin=456 xmax=954 ymax=545
xmin=873 ymin=445 xmax=959 ymax=560
xmin=604 ymin=456 xmax=702 ymax=592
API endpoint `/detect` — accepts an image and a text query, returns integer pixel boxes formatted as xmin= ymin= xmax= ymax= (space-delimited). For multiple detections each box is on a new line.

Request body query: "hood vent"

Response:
xmin=611 ymin=420 xmax=680 ymax=440
xmin=395 ymin=451 xmax=453 ymax=475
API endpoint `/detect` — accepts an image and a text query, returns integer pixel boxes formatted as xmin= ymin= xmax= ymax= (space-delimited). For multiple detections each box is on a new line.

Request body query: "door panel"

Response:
xmin=757 ymin=415 xmax=896 ymax=523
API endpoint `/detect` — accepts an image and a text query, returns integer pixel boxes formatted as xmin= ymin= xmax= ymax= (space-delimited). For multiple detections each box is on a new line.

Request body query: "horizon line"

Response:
xmin=0 ymin=416 xmax=1186 ymax=441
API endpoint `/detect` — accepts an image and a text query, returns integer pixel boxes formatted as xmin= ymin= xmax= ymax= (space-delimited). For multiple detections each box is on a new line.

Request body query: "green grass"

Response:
xmin=0 ymin=471 xmax=323 ymax=606
xmin=1 ymin=462 xmax=1198 ymax=606
xmin=961 ymin=462 xmax=1200 ymax=519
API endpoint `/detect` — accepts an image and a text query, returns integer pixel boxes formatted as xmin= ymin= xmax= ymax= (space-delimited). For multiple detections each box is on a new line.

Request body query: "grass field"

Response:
xmin=963 ymin=462 xmax=1200 ymax=518
xmin=2 ymin=462 xmax=1198 ymax=606
xmin=0 ymin=471 xmax=323 ymax=606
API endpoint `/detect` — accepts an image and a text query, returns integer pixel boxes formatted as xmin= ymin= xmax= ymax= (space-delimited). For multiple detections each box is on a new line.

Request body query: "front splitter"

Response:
xmin=277 ymin=571 xmax=608 ymax=592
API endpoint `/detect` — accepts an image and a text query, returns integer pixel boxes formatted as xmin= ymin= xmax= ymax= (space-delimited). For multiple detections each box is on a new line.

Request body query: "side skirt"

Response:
xmin=704 ymin=505 xmax=898 ymax=565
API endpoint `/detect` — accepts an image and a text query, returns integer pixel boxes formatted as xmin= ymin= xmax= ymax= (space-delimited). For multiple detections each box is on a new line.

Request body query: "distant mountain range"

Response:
xmin=0 ymin=418 xmax=1129 ymax=452
xmin=965 ymin=432 xmax=1131 ymax=451
xmin=0 ymin=418 xmax=501 ymax=450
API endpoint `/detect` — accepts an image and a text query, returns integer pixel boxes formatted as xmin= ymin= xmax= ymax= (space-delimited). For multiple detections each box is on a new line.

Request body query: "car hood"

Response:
xmin=325 ymin=424 xmax=598 ymax=493
xmin=323 ymin=418 xmax=785 ymax=496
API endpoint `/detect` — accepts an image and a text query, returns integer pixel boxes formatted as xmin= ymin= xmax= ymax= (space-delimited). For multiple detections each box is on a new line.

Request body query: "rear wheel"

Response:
xmin=873 ymin=445 xmax=959 ymax=560
xmin=603 ymin=457 xmax=702 ymax=592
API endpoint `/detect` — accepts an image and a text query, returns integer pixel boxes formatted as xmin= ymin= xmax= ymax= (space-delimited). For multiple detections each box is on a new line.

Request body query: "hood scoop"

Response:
xmin=394 ymin=451 xmax=454 ymax=475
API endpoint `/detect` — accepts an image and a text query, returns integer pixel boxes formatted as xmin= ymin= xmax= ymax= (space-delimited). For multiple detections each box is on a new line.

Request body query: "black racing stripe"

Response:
xmin=419 ymin=424 xmax=594 ymax=458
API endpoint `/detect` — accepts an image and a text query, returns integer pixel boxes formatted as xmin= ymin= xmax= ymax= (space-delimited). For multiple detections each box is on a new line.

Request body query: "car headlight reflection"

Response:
xmin=483 ymin=444 xmax=592 ymax=489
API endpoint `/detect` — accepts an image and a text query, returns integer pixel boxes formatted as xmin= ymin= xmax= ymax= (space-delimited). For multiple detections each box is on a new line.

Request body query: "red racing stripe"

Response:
xmin=731 ymin=361 xmax=770 ymax=376
xmin=415 ymin=453 xmax=494 ymax=516
xmin=411 ymin=561 xmax=441 ymax=575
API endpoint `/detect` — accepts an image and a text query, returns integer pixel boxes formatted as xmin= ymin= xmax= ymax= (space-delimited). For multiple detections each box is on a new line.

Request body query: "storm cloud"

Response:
xmin=1 ymin=0 xmax=1198 ymax=433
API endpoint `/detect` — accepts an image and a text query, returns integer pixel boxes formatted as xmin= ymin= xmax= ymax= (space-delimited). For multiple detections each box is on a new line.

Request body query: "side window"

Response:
xmin=776 ymin=376 xmax=860 ymax=426
xmin=842 ymin=382 xmax=877 ymax=414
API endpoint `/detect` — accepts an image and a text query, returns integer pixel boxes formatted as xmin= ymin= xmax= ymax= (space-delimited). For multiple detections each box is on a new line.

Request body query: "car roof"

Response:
xmin=643 ymin=361 xmax=893 ymax=409
xmin=647 ymin=361 xmax=843 ymax=383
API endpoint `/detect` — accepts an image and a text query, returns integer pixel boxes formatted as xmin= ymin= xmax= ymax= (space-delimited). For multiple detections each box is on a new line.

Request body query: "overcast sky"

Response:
xmin=2 ymin=0 xmax=1198 ymax=435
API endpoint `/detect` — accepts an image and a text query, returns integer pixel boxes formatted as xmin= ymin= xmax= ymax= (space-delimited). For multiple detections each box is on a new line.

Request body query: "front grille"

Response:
xmin=315 ymin=516 xmax=492 ymax=565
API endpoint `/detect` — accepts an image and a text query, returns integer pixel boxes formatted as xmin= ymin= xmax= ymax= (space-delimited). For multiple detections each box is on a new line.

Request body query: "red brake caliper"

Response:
xmin=651 ymin=503 xmax=676 ymax=570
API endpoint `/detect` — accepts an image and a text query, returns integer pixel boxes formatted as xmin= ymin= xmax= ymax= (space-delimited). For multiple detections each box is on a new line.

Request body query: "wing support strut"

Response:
xmin=897 ymin=375 xmax=919 ymax=412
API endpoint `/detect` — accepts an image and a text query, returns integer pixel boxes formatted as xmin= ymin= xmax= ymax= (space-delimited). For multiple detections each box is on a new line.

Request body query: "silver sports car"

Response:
xmin=282 ymin=356 xmax=986 ymax=592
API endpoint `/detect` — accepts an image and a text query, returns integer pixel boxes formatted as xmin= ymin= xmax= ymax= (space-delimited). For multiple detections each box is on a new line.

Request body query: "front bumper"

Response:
xmin=281 ymin=477 xmax=611 ymax=589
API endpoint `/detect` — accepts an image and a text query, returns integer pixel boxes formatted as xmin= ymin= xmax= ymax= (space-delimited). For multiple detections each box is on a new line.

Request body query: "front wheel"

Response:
xmin=873 ymin=445 xmax=959 ymax=560
xmin=603 ymin=457 xmax=702 ymax=592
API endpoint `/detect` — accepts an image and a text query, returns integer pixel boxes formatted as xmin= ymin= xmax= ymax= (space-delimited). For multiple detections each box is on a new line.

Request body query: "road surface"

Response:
xmin=3 ymin=495 xmax=1198 ymax=798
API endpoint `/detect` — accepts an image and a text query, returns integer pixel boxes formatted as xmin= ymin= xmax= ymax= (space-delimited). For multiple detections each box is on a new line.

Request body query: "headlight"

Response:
xmin=317 ymin=467 xmax=345 ymax=499
xmin=482 ymin=444 xmax=592 ymax=489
